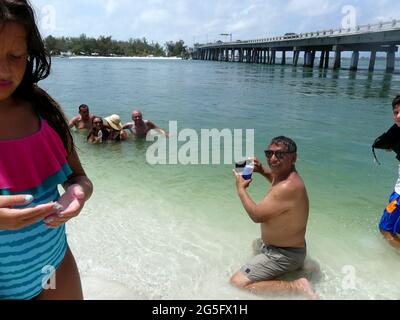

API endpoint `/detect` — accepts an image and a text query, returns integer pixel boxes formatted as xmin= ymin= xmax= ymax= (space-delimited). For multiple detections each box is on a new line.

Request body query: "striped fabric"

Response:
xmin=0 ymin=119 xmax=72 ymax=300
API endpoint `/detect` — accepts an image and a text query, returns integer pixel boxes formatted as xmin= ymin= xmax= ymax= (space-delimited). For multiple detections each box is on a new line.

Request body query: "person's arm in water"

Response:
xmin=234 ymin=171 xmax=295 ymax=223
xmin=68 ymin=116 xmax=79 ymax=129
xmin=251 ymin=157 xmax=273 ymax=183
xmin=148 ymin=121 xmax=169 ymax=138
xmin=122 ymin=122 xmax=133 ymax=130
xmin=44 ymin=148 xmax=93 ymax=228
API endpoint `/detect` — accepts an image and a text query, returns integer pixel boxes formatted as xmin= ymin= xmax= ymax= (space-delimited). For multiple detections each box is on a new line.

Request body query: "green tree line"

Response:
xmin=44 ymin=34 xmax=190 ymax=58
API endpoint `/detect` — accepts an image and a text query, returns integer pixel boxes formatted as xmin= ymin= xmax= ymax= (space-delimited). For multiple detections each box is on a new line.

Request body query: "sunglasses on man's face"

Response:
xmin=94 ymin=121 xmax=103 ymax=125
xmin=264 ymin=150 xmax=294 ymax=160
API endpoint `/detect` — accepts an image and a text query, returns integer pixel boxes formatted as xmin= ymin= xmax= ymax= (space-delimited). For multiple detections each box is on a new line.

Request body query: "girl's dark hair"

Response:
xmin=0 ymin=0 xmax=73 ymax=153
xmin=392 ymin=95 xmax=400 ymax=110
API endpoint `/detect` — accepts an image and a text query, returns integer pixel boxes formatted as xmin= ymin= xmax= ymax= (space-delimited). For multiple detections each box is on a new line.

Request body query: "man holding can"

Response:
xmin=231 ymin=136 xmax=317 ymax=299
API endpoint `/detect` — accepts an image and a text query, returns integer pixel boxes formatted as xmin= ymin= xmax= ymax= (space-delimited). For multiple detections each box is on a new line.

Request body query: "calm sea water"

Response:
xmin=41 ymin=57 xmax=400 ymax=300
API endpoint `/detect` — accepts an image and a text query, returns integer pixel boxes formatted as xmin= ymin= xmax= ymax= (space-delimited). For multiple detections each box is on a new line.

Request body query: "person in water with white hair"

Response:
xmin=123 ymin=110 xmax=168 ymax=139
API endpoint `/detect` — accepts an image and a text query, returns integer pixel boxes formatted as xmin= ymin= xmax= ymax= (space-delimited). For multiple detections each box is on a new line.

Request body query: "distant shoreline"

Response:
xmin=55 ymin=55 xmax=183 ymax=60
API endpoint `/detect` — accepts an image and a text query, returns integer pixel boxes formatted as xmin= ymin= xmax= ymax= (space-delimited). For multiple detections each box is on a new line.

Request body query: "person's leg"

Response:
xmin=36 ymin=246 xmax=83 ymax=300
xmin=380 ymin=230 xmax=400 ymax=249
xmin=230 ymin=271 xmax=318 ymax=299
xmin=379 ymin=192 xmax=400 ymax=250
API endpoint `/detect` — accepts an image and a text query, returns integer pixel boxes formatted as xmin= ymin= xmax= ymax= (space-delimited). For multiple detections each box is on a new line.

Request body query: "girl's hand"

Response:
xmin=0 ymin=195 xmax=58 ymax=230
xmin=45 ymin=184 xmax=86 ymax=229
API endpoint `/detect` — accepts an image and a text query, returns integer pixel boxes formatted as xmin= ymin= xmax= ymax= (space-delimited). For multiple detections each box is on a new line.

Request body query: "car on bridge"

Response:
xmin=283 ymin=33 xmax=299 ymax=39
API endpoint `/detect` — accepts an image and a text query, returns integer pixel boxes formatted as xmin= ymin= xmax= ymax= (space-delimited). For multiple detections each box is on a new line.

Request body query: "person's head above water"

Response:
xmin=79 ymin=104 xmax=90 ymax=119
xmin=105 ymin=114 xmax=123 ymax=131
xmin=265 ymin=136 xmax=297 ymax=173
xmin=132 ymin=110 xmax=143 ymax=124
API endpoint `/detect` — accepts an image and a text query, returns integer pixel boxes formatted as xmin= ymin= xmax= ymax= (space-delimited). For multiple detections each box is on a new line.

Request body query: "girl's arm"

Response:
xmin=44 ymin=148 xmax=93 ymax=228
xmin=63 ymin=148 xmax=93 ymax=200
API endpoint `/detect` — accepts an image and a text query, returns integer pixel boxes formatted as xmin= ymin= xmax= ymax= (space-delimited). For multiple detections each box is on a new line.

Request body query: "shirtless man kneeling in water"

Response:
xmin=231 ymin=136 xmax=318 ymax=300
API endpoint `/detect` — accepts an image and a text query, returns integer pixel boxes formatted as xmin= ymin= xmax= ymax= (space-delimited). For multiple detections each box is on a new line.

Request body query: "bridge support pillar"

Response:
xmin=281 ymin=51 xmax=286 ymax=65
xmin=324 ymin=51 xmax=330 ymax=69
xmin=271 ymin=50 xmax=276 ymax=64
xmin=369 ymin=50 xmax=376 ymax=72
xmin=386 ymin=47 xmax=396 ymax=73
xmin=267 ymin=49 xmax=271 ymax=64
xmin=319 ymin=51 xmax=325 ymax=68
xmin=333 ymin=47 xmax=341 ymax=70
xmin=304 ymin=51 xmax=313 ymax=67
xmin=293 ymin=50 xmax=300 ymax=66
xmin=311 ymin=51 xmax=316 ymax=68
xmin=350 ymin=51 xmax=359 ymax=71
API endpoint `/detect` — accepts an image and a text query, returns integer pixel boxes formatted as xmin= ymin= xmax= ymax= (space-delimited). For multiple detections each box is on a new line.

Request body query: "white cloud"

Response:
xmin=139 ymin=9 xmax=170 ymax=24
xmin=286 ymin=0 xmax=337 ymax=17
xmin=105 ymin=0 xmax=118 ymax=16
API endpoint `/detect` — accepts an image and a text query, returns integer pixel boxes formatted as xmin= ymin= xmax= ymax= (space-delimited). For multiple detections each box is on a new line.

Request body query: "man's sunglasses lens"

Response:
xmin=264 ymin=150 xmax=289 ymax=159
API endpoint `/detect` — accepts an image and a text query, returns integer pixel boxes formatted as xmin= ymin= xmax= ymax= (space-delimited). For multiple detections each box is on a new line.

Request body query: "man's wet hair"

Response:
xmin=270 ymin=136 xmax=297 ymax=153
xmin=79 ymin=104 xmax=89 ymax=111
xmin=392 ymin=95 xmax=400 ymax=110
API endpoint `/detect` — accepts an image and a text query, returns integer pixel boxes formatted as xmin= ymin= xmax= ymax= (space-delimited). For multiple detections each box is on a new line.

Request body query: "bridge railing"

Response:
xmin=197 ymin=19 xmax=400 ymax=48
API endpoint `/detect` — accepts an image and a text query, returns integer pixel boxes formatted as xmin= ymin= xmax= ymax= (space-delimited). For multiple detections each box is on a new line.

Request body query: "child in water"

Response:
xmin=378 ymin=95 xmax=400 ymax=249
xmin=0 ymin=0 xmax=93 ymax=299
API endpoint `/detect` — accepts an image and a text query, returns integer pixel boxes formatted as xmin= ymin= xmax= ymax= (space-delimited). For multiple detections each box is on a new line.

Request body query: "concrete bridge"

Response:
xmin=192 ymin=20 xmax=400 ymax=73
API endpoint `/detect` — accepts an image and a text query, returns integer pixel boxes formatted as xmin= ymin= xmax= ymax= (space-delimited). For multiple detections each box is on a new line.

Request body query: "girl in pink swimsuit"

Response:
xmin=0 ymin=0 xmax=93 ymax=300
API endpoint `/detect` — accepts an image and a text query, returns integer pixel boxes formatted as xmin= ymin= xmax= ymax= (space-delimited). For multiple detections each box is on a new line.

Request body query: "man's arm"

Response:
xmin=235 ymin=173 xmax=295 ymax=223
xmin=122 ymin=122 xmax=133 ymax=130
xmin=252 ymin=157 xmax=273 ymax=183
xmin=68 ymin=116 xmax=78 ymax=129
xmin=148 ymin=121 xmax=169 ymax=137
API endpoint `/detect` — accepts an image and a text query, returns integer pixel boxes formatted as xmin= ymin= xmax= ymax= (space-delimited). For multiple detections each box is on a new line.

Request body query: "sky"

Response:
xmin=31 ymin=0 xmax=400 ymax=46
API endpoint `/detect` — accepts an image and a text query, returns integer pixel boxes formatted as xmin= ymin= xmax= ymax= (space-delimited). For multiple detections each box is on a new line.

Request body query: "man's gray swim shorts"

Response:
xmin=240 ymin=239 xmax=306 ymax=281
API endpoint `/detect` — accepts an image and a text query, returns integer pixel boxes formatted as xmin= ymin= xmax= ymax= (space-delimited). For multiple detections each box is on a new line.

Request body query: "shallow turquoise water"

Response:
xmin=42 ymin=57 xmax=400 ymax=299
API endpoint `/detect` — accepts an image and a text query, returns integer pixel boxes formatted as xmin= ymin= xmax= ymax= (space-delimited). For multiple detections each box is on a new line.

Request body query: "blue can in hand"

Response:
xmin=242 ymin=163 xmax=254 ymax=180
